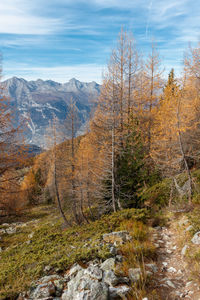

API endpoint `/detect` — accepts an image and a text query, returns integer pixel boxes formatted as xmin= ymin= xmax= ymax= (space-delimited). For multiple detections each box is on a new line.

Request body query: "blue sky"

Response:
xmin=0 ymin=0 xmax=199 ymax=83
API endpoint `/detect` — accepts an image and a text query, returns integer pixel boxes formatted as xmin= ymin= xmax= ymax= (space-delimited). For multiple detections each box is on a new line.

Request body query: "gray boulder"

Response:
xmin=29 ymin=282 xmax=56 ymax=299
xmin=103 ymin=270 xmax=119 ymax=286
xmin=109 ymin=285 xmax=130 ymax=299
xmin=29 ymin=275 xmax=64 ymax=299
xmin=100 ymin=258 xmax=115 ymax=271
xmin=85 ymin=265 xmax=103 ymax=281
xmin=62 ymin=278 xmax=108 ymax=300
xmin=67 ymin=263 xmax=84 ymax=279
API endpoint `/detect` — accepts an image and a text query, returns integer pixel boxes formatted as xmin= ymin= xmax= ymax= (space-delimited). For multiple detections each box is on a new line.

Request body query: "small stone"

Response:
xmin=28 ymin=232 xmax=34 ymax=239
xmin=166 ymin=241 xmax=172 ymax=246
xmin=185 ymin=225 xmax=193 ymax=232
xmin=191 ymin=231 xmax=200 ymax=245
xmin=115 ymin=255 xmax=123 ymax=262
xmin=155 ymin=226 xmax=162 ymax=230
xmin=186 ymin=281 xmax=193 ymax=287
xmin=109 ymin=246 xmax=117 ymax=256
xmin=165 ymin=280 xmax=176 ymax=288
xmin=158 ymin=240 xmax=164 ymax=243
xmin=163 ymin=236 xmax=169 ymax=241
xmin=6 ymin=227 xmax=17 ymax=234
xmin=181 ymin=245 xmax=189 ymax=256
xmin=168 ymin=267 xmax=176 ymax=273
xmin=145 ymin=263 xmax=158 ymax=273
xmin=162 ymin=262 xmax=168 ymax=267
xmin=188 ymin=291 xmax=194 ymax=295
xmin=166 ymin=249 xmax=172 ymax=254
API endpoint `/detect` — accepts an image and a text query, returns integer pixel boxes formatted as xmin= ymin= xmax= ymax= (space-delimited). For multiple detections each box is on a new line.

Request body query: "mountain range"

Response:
xmin=2 ymin=77 xmax=100 ymax=147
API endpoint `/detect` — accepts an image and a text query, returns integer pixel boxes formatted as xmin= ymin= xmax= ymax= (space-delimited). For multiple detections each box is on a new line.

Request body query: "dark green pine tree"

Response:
xmin=115 ymin=119 xmax=147 ymax=208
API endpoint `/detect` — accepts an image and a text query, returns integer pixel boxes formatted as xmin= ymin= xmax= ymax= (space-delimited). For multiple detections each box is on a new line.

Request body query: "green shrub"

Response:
xmin=140 ymin=178 xmax=172 ymax=208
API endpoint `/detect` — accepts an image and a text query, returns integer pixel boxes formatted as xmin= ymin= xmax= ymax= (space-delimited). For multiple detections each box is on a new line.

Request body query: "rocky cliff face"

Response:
xmin=2 ymin=77 xmax=100 ymax=147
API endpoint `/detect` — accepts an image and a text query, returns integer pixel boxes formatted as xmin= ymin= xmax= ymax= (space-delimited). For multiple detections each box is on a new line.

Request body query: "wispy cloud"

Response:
xmin=145 ymin=0 xmax=153 ymax=38
xmin=0 ymin=1 xmax=62 ymax=35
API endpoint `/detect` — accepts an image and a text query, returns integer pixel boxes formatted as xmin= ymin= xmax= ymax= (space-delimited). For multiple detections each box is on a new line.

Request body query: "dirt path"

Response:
xmin=150 ymin=225 xmax=200 ymax=299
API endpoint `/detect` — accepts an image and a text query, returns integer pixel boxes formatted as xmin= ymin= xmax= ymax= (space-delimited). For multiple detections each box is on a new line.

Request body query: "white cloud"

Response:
xmin=3 ymin=63 xmax=104 ymax=83
xmin=0 ymin=0 xmax=62 ymax=35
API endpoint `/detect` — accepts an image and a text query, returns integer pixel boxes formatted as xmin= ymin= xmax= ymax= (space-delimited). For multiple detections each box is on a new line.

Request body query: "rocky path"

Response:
xmin=151 ymin=225 xmax=200 ymax=300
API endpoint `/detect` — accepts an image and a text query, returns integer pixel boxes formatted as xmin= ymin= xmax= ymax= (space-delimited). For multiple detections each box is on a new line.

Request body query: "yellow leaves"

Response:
xmin=21 ymin=170 xmax=36 ymax=191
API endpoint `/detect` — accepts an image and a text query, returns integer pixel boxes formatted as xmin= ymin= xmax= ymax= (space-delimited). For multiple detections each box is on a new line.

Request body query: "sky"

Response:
xmin=0 ymin=0 xmax=199 ymax=83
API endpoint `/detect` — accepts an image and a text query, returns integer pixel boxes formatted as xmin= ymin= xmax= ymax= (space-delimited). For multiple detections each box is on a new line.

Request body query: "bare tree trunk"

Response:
xmin=54 ymin=160 xmax=69 ymax=226
xmin=53 ymin=120 xmax=69 ymax=226
xmin=111 ymin=128 xmax=116 ymax=212
xmin=169 ymin=179 xmax=174 ymax=208
xmin=70 ymin=101 xmax=79 ymax=224
xmin=148 ymin=52 xmax=154 ymax=156
xmin=127 ymin=40 xmax=132 ymax=135
xmin=117 ymin=196 xmax=122 ymax=210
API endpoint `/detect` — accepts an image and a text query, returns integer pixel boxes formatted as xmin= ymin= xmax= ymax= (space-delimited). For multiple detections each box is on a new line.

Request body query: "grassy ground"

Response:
xmin=0 ymin=205 xmax=156 ymax=299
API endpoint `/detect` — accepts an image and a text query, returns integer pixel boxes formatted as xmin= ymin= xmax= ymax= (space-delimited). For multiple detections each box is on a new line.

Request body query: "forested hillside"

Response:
xmin=0 ymin=31 xmax=200 ymax=300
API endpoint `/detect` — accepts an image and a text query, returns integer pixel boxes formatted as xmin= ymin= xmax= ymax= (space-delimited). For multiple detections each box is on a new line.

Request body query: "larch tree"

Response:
xmin=137 ymin=42 xmax=163 ymax=168
xmin=151 ymin=69 xmax=195 ymax=204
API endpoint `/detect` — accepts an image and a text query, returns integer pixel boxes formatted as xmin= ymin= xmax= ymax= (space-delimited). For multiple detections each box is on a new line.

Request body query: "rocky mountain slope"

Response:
xmin=2 ymin=77 xmax=100 ymax=147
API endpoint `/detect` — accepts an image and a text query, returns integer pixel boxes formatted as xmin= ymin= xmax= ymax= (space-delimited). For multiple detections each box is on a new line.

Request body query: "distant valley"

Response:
xmin=2 ymin=77 xmax=100 ymax=147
